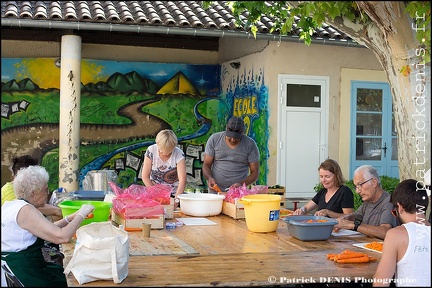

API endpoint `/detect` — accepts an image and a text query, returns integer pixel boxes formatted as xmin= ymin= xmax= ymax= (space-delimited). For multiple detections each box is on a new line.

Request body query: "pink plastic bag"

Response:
xmin=109 ymin=182 xmax=171 ymax=204
xmin=113 ymin=198 xmax=164 ymax=218
xmin=250 ymin=185 xmax=268 ymax=194
xmin=108 ymin=182 xmax=170 ymax=218
xmin=225 ymin=183 xmax=260 ymax=203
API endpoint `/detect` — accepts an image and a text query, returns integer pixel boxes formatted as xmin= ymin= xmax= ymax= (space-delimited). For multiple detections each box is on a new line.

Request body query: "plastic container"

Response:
xmin=239 ymin=194 xmax=281 ymax=232
xmin=282 ymin=215 xmax=338 ymax=241
xmin=69 ymin=190 xmax=106 ymax=201
xmin=58 ymin=200 xmax=112 ymax=226
xmin=177 ymin=193 xmax=225 ymax=216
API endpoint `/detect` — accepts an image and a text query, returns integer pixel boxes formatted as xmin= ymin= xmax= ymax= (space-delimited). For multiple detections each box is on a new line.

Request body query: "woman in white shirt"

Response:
xmin=141 ymin=129 xmax=187 ymax=205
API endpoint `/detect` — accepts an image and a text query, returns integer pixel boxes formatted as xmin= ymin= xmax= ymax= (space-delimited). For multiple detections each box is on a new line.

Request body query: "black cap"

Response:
xmin=226 ymin=116 xmax=244 ymax=139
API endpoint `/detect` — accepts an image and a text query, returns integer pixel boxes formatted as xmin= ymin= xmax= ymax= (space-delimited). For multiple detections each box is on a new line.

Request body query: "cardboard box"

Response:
xmin=112 ymin=211 xmax=164 ymax=230
xmin=164 ymin=198 xmax=174 ymax=219
xmin=267 ymin=187 xmax=286 ymax=195
xmin=222 ymin=198 xmax=245 ymax=219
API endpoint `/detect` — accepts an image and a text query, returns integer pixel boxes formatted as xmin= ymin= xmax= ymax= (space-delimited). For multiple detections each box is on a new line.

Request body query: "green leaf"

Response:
xmin=251 ymin=25 xmax=258 ymax=37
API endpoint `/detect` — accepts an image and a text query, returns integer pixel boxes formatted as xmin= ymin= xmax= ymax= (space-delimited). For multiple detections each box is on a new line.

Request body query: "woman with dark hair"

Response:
xmin=293 ymin=158 xmax=354 ymax=218
xmin=1 ymin=155 xmax=38 ymax=205
xmin=1 ymin=155 xmax=61 ymax=217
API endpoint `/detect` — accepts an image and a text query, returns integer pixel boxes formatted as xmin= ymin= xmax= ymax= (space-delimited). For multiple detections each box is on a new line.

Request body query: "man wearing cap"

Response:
xmin=203 ymin=116 xmax=260 ymax=192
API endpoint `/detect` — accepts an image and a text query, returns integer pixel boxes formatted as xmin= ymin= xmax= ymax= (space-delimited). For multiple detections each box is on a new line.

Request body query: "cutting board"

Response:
xmin=128 ymin=229 xmax=199 ymax=256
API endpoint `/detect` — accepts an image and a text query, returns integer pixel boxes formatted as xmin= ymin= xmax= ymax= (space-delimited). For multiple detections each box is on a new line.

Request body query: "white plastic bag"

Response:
xmin=64 ymin=222 xmax=129 ymax=284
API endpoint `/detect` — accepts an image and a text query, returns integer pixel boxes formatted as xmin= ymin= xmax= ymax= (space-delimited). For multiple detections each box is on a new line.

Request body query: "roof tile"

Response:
xmin=4 ymin=2 xmax=19 ymax=18
xmin=19 ymin=1 xmax=32 ymax=18
xmin=64 ymin=2 xmax=78 ymax=20
xmin=1 ymin=1 xmax=353 ymax=42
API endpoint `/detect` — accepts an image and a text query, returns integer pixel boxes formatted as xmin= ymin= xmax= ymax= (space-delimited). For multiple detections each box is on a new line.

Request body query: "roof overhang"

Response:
xmin=1 ymin=18 xmax=364 ymax=49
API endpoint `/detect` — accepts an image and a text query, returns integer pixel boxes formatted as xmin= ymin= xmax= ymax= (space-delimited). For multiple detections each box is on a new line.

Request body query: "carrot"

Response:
xmin=336 ymin=256 xmax=370 ymax=263
xmin=341 ymin=249 xmax=358 ymax=254
xmin=327 ymin=253 xmax=338 ymax=259
xmin=365 ymin=241 xmax=383 ymax=252
xmin=124 ymin=227 xmax=141 ymax=232
xmin=304 ymin=219 xmax=328 ymax=223
xmin=213 ymin=184 xmax=222 ymax=193
xmin=327 ymin=250 xmax=376 ymax=264
xmin=86 ymin=213 xmax=94 ymax=219
xmin=336 ymin=252 xmax=368 ymax=260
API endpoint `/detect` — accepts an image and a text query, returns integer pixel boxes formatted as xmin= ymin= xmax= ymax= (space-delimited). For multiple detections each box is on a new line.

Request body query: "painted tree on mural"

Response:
xmin=204 ymin=1 xmax=431 ymax=181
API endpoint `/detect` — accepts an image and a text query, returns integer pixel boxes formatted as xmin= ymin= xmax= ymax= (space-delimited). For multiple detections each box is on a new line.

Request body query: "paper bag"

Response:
xmin=64 ymin=222 xmax=129 ymax=284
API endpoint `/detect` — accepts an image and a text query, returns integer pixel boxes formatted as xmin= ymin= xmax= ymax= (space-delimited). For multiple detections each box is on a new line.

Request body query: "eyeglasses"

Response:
xmin=391 ymin=208 xmax=398 ymax=217
xmin=354 ymin=178 xmax=374 ymax=190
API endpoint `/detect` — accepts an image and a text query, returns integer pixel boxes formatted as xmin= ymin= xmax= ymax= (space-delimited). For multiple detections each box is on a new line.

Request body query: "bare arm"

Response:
xmin=141 ymin=154 xmax=154 ymax=187
xmin=356 ymin=223 xmax=392 ymax=240
xmin=315 ymin=207 xmax=354 ymax=218
xmin=341 ymin=207 xmax=354 ymax=215
xmin=17 ymin=204 xmax=85 ymax=244
xmin=230 ymin=161 xmax=259 ymax=188
xmin=175 ymin=158 xmax=187 ymax=197
xmin=293 ymin=200 xmax=318 ymax=215
xmin=331 ymin=213 xmax=354 ymax=232
xmin=336 ymin=213 xmax=355 ymax=222
xmin=202 ymin=154 xmax=216 ymax=190
xmin=335 ymin=218 xmax=392 ymax=240
xmin=373 ymin=227 xmax=403 ymax=286
xmin=38 ymin=203 xmax=62 ymax=217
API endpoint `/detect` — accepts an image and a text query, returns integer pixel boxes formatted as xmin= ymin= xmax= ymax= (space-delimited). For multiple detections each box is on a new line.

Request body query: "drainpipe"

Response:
xmin=1 ymin=18 xmax=363 ymax=48
xmin=58 ymin=35 xmax=81 ymax=192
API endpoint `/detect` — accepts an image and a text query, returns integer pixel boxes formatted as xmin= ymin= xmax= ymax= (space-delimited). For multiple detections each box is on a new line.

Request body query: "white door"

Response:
xmin=278 ymin=75 xmax=329 ymax=198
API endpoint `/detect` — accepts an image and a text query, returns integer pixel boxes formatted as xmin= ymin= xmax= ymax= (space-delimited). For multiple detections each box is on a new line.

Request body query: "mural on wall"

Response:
xmin=222 ymin=65 xmax=269 ymax=182
xmin=1 ymin=58 xmax=269 ymax=191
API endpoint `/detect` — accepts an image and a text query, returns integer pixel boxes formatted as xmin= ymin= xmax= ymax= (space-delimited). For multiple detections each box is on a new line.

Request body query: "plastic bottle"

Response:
xmin=166 ymin=222 xmax=176 ymax=229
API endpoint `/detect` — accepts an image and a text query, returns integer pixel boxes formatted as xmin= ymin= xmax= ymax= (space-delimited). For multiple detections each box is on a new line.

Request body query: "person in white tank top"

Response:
xmin=373 ymin=179 xmax=430 ymax=287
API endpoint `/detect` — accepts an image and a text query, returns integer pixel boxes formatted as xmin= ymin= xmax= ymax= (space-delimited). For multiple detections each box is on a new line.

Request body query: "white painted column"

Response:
xmin=59 ymin=35 xmax=81 ymax=192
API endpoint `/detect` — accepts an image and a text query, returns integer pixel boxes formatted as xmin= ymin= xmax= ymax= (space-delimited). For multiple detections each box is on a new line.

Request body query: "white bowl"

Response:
xmin=177 ymin=193 xmax=225 ymax=217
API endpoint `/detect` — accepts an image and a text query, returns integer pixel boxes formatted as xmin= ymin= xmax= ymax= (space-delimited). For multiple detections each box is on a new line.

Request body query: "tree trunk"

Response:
xmin=329 ymin=2 xmax=430 ymax=181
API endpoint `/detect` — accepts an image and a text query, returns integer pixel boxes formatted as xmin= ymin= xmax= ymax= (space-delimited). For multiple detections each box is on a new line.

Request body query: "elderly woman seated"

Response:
xmin=1 ymin=165 xmax=94 ymax=287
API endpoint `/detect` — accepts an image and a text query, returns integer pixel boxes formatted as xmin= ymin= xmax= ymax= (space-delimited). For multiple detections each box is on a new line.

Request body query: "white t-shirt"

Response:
xmin=145 ymin=144 xmax=185 ymax=195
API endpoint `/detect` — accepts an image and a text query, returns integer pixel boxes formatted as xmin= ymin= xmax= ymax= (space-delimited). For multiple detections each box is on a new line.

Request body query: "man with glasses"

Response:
xmin=203 ymin=116 xmax=260 ymax=192
xmin=334 ymin=165 xmax=398 ymax=239
xmin=373 ymin=179 xmax=430 ymax=287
